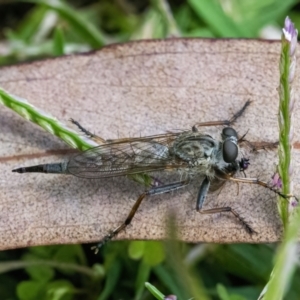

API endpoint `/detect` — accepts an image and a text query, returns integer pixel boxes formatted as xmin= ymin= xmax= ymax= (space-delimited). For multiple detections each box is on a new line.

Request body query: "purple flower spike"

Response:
xmin=164 ymin=296 xmax=177 ymax=300
xmin=271 ymin=173 xmax=282 ymax=189
xmin=290 ymin=198 xmax=298 ymax=208
xmin=282 ymin=16 xmax=298 ymax=56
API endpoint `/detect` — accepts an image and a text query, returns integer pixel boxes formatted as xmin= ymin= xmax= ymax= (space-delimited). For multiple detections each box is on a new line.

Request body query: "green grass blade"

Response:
xmin=53 ymin=27 xmax=65 ymax=56
xmin=188 ymin=0 xmax=250 ymax=37
xmin=25 ymin=0 xmax=106 ymax=48
xmin=0 ymin=88 xmax=98 ymax=151
xmin=260 ymin=16 xmax=299 ymax=300
xmin=145 ymin=282 xmax=165 ymax=300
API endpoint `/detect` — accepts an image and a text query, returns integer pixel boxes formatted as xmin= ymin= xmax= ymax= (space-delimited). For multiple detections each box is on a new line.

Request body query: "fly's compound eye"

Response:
xmin=221 ymin=127 xmax=238 ymax=163
xmin=223 ymin=140 xmax=238 ymax=163
xmin=222 ymin=127 xmax=238 ymax=139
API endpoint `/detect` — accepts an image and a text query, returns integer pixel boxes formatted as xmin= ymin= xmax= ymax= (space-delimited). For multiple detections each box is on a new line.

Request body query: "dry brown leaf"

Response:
xmin=1 ymin=38 xmax=299 ymax=250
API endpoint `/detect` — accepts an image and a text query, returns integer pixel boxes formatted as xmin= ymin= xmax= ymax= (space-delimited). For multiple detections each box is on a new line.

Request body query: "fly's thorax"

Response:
xmin=171 ymin=132 xmax=220 ymax=174
xmin=133 ymin=142 xmax=169 ymax=164
xmin=170 ymin=128 xmax=242 ymax=178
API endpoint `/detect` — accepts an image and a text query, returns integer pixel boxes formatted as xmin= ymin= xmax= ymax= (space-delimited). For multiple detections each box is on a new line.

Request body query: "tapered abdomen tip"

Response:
xmin=12 ymin=163 xmax=67 ymax=174
xmin=12 ymin=165 xmax=45 ymax=173
xmin=12 ymin=168 xmax=25 ymax=173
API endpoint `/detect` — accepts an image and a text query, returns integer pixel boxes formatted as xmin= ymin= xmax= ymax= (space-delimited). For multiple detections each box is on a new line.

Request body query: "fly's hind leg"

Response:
xmin=91 ymin=179 xmax=190 ymax=253
xmin=192 ymin=100 xmax=251 ymax=131
xmin=70 ymin=119 xmax=144 ymax=145
xmin=70 ymin=118 xmax=106 ymax=144
xmin=196 ymin=176 xmax=255 ymax=234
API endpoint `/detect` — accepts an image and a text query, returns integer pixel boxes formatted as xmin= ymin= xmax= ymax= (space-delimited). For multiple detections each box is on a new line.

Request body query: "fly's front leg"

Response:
xmin=228 ymin=177 xmax=298 ymax=202
xmin=238 ymin=128 xmax=279 ymax=151
xmin=196 ymin=176 xmax=255 ymax=234
xmin=192 ymin=100 xmax=251 ymax=131
xmin=70 ymin=118 xmax=106 ymax=144
xmin=91 ymin=179 xmax=190 ymax=253
xmin=239 ymin=140 xmax=279 ymax=152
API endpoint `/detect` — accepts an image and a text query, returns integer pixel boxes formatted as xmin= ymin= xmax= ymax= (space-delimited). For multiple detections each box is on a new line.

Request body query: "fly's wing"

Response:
xmin=103 ymin=131 xmax=182 ymax=144
xmin=67 ymin=137 xmax=187 ymax=178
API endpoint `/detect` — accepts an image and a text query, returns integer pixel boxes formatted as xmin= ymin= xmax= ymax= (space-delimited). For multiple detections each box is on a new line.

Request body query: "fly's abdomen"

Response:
xmin=12 ymin=162 xmax=68 ymax=174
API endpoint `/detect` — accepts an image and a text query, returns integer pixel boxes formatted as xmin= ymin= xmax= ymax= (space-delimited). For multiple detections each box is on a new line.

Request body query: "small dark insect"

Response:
xmin=12 ymin=101 xmax=291 ymax=253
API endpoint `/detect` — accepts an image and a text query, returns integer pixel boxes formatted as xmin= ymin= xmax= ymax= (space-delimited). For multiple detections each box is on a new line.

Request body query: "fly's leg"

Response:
xmin=228 ymin=177 xmax=298 ymax=202
xmin=70 ymin=119 xmax=155 ymax=144
xmin=240 ymin=140 xmax=279 ymax=152
xmin=196 ymin=176 xmax=255 ymax=234
xmin=238 ymin=126 xmax=279 ymax=151
xmin=91 ymin=179 xmax=190 ymax=253
xmin=69 ymin=118 xmax=106 ymax=144
xmin=192 ymin=100 xmax=251 ymax=131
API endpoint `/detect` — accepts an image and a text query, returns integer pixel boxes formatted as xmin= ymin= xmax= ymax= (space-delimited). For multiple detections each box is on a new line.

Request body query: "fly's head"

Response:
xmin=221 ymin=127 xmax=238 ymax=163
xmin=220 ymin=127 xmax=250 ymax=175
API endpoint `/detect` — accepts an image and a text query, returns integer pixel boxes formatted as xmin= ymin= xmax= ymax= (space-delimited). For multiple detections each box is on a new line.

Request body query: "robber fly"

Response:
xmin=13 ymin=101 xmax=290 ymax=253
